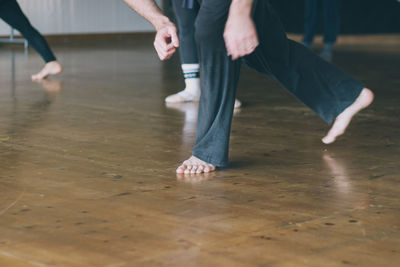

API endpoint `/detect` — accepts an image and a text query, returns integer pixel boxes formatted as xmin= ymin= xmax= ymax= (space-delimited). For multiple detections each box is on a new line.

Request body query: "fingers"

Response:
xmin=168 ymin=27 xmax=179 ymax=48
xmin=225 ymin=34 xmax=259 ymax=60
xmin=154 ymin=25 xmax=179 ymax=61
xmin=154 ymin=42 xmax=176 ymax=60
xmin=223 ymin=14 xmax=259 ymax=60
xmin=154 ymin=43 xmax=176 ymax=60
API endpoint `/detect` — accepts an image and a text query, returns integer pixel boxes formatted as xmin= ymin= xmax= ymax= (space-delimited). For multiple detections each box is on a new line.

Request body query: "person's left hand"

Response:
xmin=223 ymin=13 xmax=259 ymax=60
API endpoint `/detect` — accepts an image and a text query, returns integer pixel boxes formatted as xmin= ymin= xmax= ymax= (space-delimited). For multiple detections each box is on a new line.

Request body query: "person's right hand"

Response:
xmin=223 ymin=0 xmax=258 ymax=60
xmin=154 ymin=23 xmax=179 ymax=60
xmin=224 ymin=13 xmax=259 ymax=60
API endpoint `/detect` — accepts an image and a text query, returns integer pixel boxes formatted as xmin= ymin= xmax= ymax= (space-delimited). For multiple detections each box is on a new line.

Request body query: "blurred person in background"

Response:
xmin=0 ymin=0 xmax=63 ymax=80
xmin=303 ymin=0 xmax=340 ymax=61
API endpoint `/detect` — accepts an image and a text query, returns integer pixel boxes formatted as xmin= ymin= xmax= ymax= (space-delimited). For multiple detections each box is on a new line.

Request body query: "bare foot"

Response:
xmin=176 ymin=155 xmax=216 ymax=174
xmin=322 ymin=88 xmax=374 ymax=144
xmin=165 ymin=89 xmax=200 ymax=103
xmin=31 ymin=61 xmax=63 ymax=81
xmin=234 ymin=99 xmax=242 ymax=109
xmin=165 ymin=89 xmax=242 ymax=109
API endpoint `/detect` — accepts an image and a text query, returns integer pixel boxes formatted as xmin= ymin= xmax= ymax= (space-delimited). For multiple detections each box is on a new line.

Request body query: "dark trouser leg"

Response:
xmin=171 ymin=0 xmax=199 ymax=64
xmin=192 ymin=0 xmax=241 ymax=167
xmin=192 ymin=0 xmax=364 ymax=167
xmin=245 ymin=1 xmax=363 ymax=124
xmin=322 ymin=0 xmax=340 ymax=44
xmin=303 ymin=0 xmax=318 ymax=45
xmin=0 ymin=0 xmax=56 ymax=62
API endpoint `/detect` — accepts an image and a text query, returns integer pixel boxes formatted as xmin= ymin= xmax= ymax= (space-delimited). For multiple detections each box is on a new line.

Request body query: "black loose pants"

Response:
xmin=191 ymin=0 xmax=363 ymax=167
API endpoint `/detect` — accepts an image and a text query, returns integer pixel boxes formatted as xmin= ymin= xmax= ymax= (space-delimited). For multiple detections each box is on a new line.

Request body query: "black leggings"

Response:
xmin=171 ymin=0 xmax=199 ymax=64
xmin=0 ymin=0 xmax=56 ymax=62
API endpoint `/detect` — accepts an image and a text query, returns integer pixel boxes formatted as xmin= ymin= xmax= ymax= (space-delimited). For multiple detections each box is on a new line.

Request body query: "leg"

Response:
xmin=245 ymin=1 xmax=373 ymax=144
xmin=165 ymin=0 xmax=201 ymax=103
xmin=31 ymin=61 xmax=63 ymax=81
xmin=322 ymin=88 xmax=373 ymax=144
xmin=172 ymin=0 xmax=199 ymax=65
xmin=166 ymin=0 xmax=241 ymax=108
xmin=303 ymin=0 xmax=318 ymax=47
xmin=322 ymin=0 xmax=340 ymax=45
xmin=320 ymin=0 xmax=340 ymax=61
xmin=176 ymin=0 xmax=241 ymax=173
xmin=0 ymin=0 xmax=62 ymax=79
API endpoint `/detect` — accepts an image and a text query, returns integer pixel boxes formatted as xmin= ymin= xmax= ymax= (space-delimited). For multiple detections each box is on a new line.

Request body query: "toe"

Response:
xmin=206 ymin=165 xmax=216 ymax=172
xmin=176 ymin=165 xmax=186 ymax=173
xmin=190 ymin=165 xmax=198 ymax=174
xmin=184 ymin=166 xmax=191 ymax=174
xmin=196 ymin=165 xmax=204 ymax=174
xmin=322 ymin=136 xmax=334 ymax=144
xmin=204 ymin=166 xmax=211 ymax=173
xmin=234 ymin=99 xmax=242 ymax=109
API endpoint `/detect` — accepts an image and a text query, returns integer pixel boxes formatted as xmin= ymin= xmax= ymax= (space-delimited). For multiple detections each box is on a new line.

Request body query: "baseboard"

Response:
xmin=287 ymin=34 xmax=400 ymax=46
xmin=0 ymin=32 xmax=155 ymax=45
xmin=0 ymin=32 xmax=398 ymax=46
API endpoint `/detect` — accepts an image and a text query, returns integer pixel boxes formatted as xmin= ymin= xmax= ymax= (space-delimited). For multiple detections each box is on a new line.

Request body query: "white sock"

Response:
xmin=182 ymin=64 xmax=200 ymax=96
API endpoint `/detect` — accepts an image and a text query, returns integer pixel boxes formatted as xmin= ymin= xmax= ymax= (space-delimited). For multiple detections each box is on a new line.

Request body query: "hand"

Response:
xmin=154 ymin=23 xmax=179 ymax=60
xmin=122 ymin=0 xmax=179 ymax=60
xmin=223 ymin=12 xmax=259 ymax=60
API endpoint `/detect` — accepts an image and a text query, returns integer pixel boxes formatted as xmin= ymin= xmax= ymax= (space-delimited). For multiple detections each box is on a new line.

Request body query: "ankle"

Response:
xmin=323 ymin=43 xmax=334 ymax=51
xmin=181 ymin=63 xmax=200 ymax=96
xmin=184 ymin=78 xmax=200 ymax=96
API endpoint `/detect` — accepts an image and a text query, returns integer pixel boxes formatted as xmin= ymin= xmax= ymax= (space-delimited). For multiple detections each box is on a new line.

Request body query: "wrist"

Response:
xmin=153 ymin=16 xmax=173 ymax=31
xmin=230 ymin=0 xmax=253 ymax=17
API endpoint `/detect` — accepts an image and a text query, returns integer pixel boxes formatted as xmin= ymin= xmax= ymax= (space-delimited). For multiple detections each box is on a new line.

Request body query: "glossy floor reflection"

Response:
xmin=0 ymin=38 xmax=399 ymax=266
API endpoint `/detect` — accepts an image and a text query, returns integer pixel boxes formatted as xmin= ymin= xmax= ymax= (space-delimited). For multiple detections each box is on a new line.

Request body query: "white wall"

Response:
xmin=0 ymin=0 xmax=163 ymax=36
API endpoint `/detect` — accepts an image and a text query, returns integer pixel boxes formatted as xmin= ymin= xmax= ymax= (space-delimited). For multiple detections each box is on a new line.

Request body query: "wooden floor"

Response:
xmin=0 ymin=37 xmax=399 ymax=266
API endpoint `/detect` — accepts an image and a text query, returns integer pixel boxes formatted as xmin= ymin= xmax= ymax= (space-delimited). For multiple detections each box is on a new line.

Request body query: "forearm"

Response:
xmin=229 ymin=0 xmax=254 ymax=17
xmin=123 ymin=0 xmax=172 ymax=30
